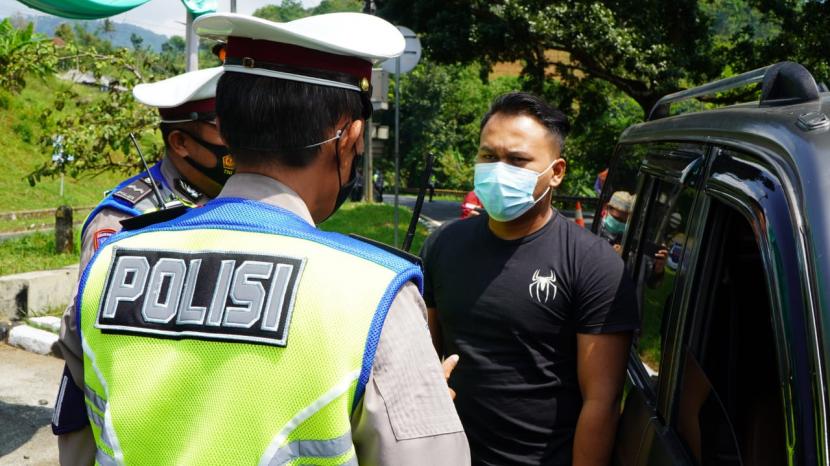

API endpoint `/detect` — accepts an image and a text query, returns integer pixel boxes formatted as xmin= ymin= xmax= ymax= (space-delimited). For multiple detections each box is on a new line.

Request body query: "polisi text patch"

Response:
xmin=96 ymin=247 xmax=305 ymax=346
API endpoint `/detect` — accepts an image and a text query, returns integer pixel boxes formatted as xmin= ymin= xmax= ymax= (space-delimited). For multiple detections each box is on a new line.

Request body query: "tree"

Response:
xmin=0 ymin=19 xmax=57 ymax=94
xmin=28 ymin=46 xmax=162 ymax=186
xmin=130 ymin=33 xmax=144 ymax=51
xmin=376 ymin=0 xmax=725 ymax=117
xmin=312 ymin=0 xmax=363 ymax=14
xmin=253 ymin=0 xmax=308 ymax=22
xmin=720 ymin=0 xmax=830 ymax=86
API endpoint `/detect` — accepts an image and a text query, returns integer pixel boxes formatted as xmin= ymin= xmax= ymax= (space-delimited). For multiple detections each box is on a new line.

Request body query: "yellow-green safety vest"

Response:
xmin=77 ymin=198 xmax=422 ymax=465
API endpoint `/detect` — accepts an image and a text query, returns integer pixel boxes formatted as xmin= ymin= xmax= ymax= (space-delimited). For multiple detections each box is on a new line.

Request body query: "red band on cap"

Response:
xmin=158 ymin=98 xmax=216 ymax=121
xmin=226 ymin=37 xmax=372 ymax=83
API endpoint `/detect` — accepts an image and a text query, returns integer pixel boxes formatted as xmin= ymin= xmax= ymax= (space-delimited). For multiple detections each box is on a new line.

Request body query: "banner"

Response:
xmin=16 ymin=0 xmax=217 ymax=20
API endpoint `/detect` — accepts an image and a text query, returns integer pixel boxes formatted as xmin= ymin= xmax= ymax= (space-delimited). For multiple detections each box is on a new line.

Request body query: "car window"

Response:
xmin=673 ymin=199 xmax=786 ymax=465
xmin=633 ymin=179 xmax=696 ymax=379
xmin=596 ymin=144 xmax=645 ymax=253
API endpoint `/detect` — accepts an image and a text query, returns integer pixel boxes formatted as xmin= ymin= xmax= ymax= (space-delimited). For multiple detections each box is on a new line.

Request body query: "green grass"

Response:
xmin=319 ymin=201 xmax=428 ymax=253
xmin=0 ymin=208 xmax=91 ymax=233
xmin=638 ymin=268 xmax=677 ymax=371
xmin=0 ymin=230 xmax=80 ymax=275
xmin=0 ymin=77 xmax=125 ymax=213
xmin=0 ymin=203 xmax=425 ymax=276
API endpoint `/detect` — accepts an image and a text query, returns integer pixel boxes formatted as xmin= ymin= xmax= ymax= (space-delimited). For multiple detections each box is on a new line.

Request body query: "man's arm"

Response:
xmin=351 ymin=283 xmax=469 ymax=466
xmin=572 ymin=331 xmax=632 ymax=466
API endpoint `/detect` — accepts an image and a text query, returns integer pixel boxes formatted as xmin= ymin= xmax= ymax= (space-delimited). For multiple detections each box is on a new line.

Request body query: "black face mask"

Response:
xmin=328 ymin=142 xmax=362 ymax=221
xmin=177 ymin=130 xmax=235 ymax=186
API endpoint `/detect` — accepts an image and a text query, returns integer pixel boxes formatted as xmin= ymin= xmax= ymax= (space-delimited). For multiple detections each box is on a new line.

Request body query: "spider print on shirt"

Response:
xmin=529 ymin=269 xmax=557 ymax=304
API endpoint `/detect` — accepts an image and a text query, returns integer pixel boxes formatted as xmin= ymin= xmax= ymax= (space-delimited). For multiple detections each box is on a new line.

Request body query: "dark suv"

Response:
xmin=594 ymin=62 xmax=830 ymax=466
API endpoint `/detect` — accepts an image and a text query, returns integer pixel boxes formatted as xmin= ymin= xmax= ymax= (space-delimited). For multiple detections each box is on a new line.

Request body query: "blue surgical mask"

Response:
xmin=602 ymin=214 xmax=626 ymax=235
xmin=474 ymin=161 xmax=554 ymax=222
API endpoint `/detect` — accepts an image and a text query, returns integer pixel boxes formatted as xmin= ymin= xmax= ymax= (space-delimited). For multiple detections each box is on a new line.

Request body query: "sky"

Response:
xmin=0 ymin=0 xmax=323 ymax=36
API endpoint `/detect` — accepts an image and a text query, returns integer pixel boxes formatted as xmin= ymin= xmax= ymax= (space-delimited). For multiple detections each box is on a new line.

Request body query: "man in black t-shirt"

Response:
xmin=421 ymin=92 xmax=638 ymax=466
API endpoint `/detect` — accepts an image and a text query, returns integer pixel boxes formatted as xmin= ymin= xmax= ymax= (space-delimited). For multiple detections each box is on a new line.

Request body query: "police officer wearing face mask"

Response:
xmin=52 ymin=67 xmax=234 ymax=465
xmin=68 ymin=13 xmax=469 ymax=466
xmin=420 ymin=92 xmax=639 ymax=466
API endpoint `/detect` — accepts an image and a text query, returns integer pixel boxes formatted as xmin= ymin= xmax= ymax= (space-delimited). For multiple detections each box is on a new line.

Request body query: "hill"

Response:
xmin=19 ymin=15 xmax=169 ymax=52
xmin=0 ymin=76 xmax=128 ymax=213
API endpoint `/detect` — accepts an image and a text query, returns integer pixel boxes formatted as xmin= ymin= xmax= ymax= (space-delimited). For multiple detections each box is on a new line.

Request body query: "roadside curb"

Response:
xmin=7 ymin=324 xmax=60 ymax=357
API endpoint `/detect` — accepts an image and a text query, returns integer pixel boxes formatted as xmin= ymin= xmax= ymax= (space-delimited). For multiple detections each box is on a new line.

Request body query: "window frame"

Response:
xmin=609 ymin=142 xmax=711 ymax=421
xmin=690 ymin=144 xmax=818 ymax=464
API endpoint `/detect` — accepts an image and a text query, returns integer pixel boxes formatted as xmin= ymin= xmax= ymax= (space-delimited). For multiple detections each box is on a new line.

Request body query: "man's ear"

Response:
xmin=549 ymin=157 xmax=567 ymax=189
xmin=338 ymin=119 xmax=364 ymax=158
xmin=166 ymin=129 xmax=189 ymax=158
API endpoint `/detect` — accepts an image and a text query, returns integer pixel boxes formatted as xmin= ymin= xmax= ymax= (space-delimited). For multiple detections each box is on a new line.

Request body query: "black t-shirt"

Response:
xmin=421 ymin=211 xmax=639 ymax=466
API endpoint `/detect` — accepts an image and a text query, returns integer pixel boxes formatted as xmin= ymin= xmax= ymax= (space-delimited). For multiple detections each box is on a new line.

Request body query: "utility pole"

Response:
xmin=230 ymin=0 xmax=237 ymax=13
xmin=185 ymin=11 xmax=198 ymax=71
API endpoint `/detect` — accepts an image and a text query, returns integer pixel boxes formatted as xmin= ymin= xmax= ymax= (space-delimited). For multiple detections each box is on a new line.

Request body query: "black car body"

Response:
xmin=594 ymin=62 xmax=830 ymax=465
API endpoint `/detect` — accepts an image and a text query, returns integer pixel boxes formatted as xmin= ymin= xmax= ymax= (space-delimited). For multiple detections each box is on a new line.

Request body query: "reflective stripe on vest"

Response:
xmin=78 ymin=199 xmax=422 ymax=465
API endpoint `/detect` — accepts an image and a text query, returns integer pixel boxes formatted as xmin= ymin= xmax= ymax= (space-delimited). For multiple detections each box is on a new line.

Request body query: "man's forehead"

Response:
xmin=479 ymin=113 xmax=560 ymax=155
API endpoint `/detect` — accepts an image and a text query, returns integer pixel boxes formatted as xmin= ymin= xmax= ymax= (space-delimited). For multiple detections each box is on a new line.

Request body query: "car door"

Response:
xmin=602 ymin=141 xmax=712 ymax=466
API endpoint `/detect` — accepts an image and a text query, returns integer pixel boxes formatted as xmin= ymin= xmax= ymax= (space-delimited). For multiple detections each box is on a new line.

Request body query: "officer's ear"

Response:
xmin=166 ymin=129 xmax=190 ymax=159
xmin=338 ymin=119 xmax=364 ymax=158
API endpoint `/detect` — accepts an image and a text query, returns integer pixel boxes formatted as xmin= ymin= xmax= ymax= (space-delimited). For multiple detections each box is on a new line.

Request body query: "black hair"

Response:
xmin=216 ymin=72 xmax=364 ymax=168
xmin=480 ymin=92 xmax=571 ymax=152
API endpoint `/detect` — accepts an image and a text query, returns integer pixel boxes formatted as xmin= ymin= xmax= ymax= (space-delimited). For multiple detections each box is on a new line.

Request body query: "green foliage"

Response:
xmin=254 ymin=0 xmax=309 ymax=21
xmin=379 ymin=60 xmax=520 ymax=191
xmin=0 ymin=19 xmax=57 ymax=94
xmin=319 ymin=202 xmax=428 ymax=252
xmin=376 ymin=0 xmax=725 ymax=115
xmin=312 ymin=0 xmax=363 ymax=14
xmin=715 ymin=0 xmax=830 ymax=86
xmin=0 ymin=75 xmax=126 ymax=212
xmin=254 ymin=0 xmax=362 ymax=21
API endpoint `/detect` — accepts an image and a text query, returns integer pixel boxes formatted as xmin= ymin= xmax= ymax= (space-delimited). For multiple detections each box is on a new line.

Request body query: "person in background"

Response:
xmin=599 ymin=190 xmax=634 ymax=253
xmin=460 ymin=190 xmax=483 ymax=218
xmin=421 ymin=92 xmax=638 ymax=465
xmin=52 ymin=67 xmax=230 ymax=464
xmin=593 ymin=168 xmax=608 ymax=196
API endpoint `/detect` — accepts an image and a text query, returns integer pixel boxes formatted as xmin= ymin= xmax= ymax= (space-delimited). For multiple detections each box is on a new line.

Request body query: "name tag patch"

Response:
xmin=97 ymin=247 xmax=305 ymax=346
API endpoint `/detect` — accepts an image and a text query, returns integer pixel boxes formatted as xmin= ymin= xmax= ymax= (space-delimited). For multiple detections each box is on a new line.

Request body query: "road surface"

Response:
xmin=0 ymin=344 xmax=60 ymax=466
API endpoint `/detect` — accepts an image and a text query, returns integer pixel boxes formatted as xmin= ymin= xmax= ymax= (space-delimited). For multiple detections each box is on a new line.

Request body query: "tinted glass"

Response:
xmin=596 ymin=144 xmax=645 ymax=253
xmin=634 ymin=179 xmax=696 ymax=376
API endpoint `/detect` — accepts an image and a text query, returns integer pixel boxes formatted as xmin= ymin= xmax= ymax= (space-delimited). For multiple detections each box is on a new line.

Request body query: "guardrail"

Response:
xmin=0 ymin=206 xmax=95 ymax=222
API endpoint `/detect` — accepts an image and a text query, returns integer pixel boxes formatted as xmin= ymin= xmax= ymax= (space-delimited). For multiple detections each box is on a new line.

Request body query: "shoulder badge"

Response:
xmin=93 ymin=228 xmax=117 ymax=251
xmin=348 ymin=234 xmax=422 ymax=267
xmin=175 ymin=178 xmax=203 ymax=203
xmin=112 ymin=177 xmax=154 ymax=205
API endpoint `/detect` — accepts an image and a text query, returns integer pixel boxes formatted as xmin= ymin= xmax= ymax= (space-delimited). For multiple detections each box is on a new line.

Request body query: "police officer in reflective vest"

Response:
xmin=72 ymin=13 xmax=468 ymax=465
xmin=53 ymin=67 xmax=234 ymax=464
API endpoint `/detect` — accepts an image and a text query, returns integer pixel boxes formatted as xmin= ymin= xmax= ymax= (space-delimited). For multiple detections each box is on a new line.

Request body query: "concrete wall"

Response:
xmin=0 ymin=265 xmax=78 ymax=321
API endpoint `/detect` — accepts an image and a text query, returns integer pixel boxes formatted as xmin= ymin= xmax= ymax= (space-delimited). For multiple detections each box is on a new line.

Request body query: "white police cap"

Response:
xmin=132 ymin=66 xmax=223 ymax=123
xmin=193 ymin=13 xmax=404 ymax=94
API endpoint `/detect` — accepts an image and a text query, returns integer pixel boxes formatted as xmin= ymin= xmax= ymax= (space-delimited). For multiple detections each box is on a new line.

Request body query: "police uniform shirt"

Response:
xmin=55 ymin=156 xmax=209 ymax=465
xmin=421 ymin=212 xmax=639 ymax=465
xmin=57 ymin=172 xmax=470 ymax=466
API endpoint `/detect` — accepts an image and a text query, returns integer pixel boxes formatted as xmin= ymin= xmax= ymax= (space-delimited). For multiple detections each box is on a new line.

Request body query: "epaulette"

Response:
xmin=349 ymin=234 xmax=422 ymax=267
xmin=112 ymin=177 xmax=155 ymax=205
xmin=120 ymin=204 xmax=190 ymax=231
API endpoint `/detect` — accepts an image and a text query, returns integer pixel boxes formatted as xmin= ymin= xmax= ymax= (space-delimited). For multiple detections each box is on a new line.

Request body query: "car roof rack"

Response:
xmin=648 ymin=61 xmax=821 ymax=121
